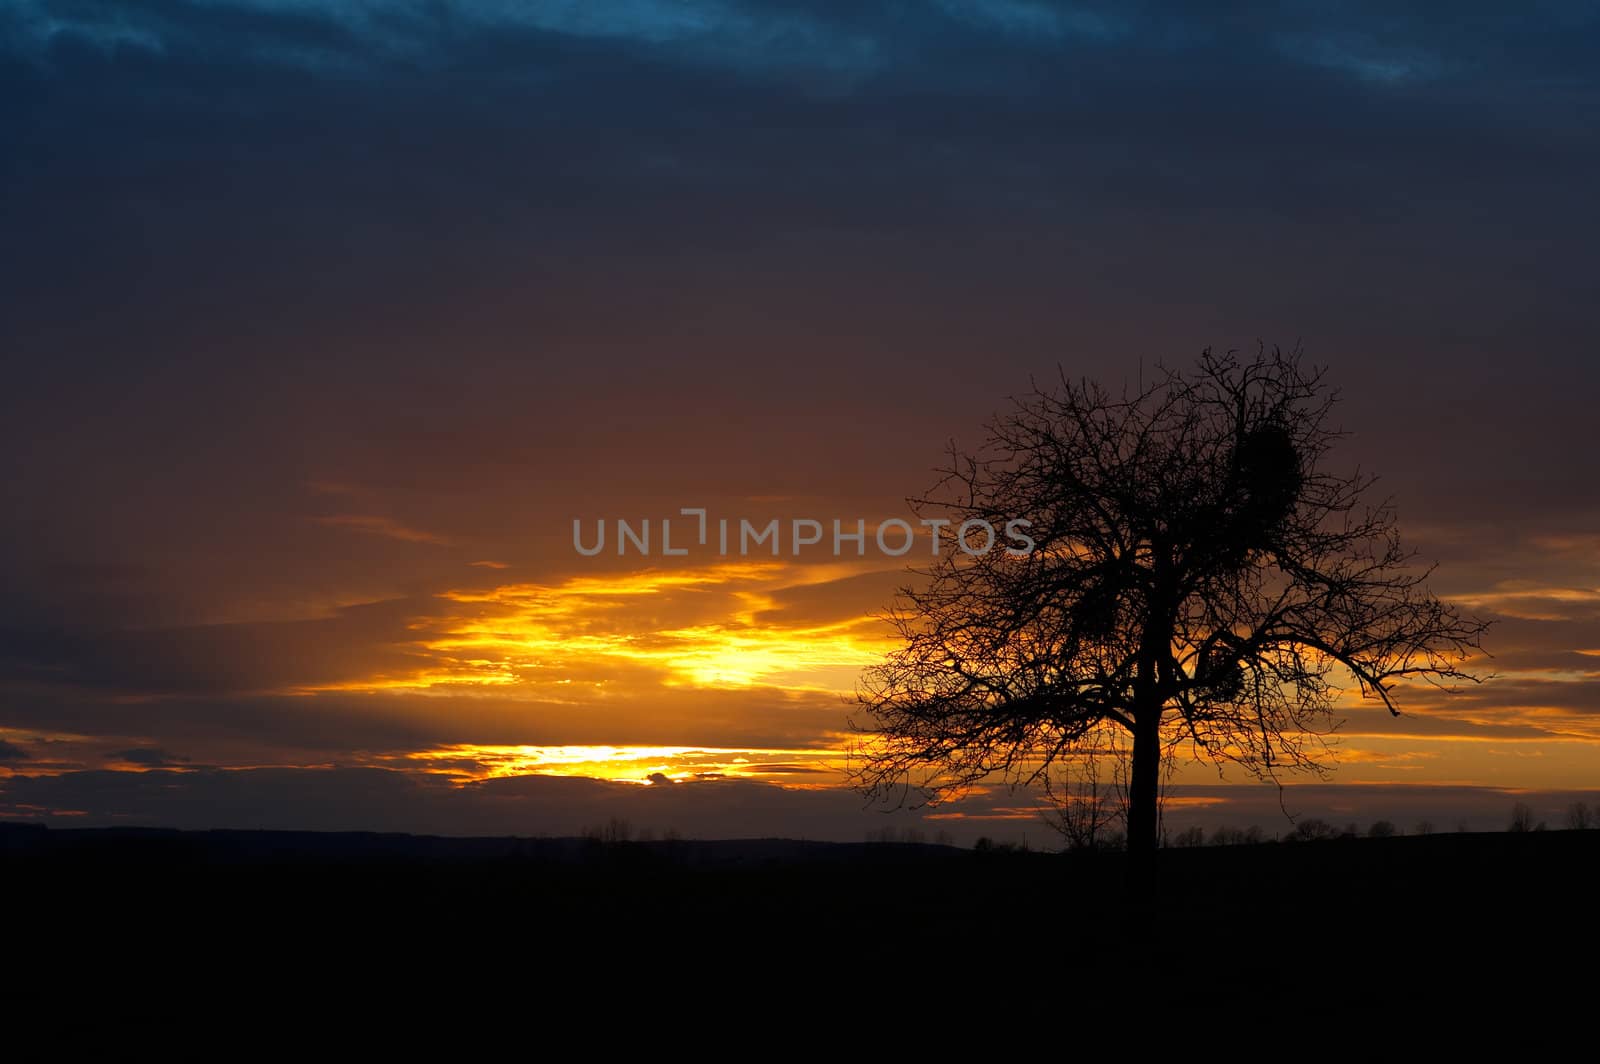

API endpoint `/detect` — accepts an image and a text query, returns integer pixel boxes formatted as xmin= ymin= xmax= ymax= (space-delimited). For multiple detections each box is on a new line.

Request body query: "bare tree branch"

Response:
xmin=849 ymin=346 xmax=1491 ymax=858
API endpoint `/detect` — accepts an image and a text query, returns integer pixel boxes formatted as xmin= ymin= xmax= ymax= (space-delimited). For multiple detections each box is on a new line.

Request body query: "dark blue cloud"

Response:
xmin=5 ymin=3 xmax=1597 ymax=610
xmin=3 ymin=2 xmax=1596 ymax=600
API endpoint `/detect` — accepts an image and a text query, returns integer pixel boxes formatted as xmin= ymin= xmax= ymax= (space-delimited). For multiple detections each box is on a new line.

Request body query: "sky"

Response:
xmin=2 ymin=0 xmax=1599 ymax=842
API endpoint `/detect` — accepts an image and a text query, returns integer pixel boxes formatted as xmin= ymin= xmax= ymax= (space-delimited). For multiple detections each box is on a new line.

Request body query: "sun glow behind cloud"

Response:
xmin=399 ymin=743 xmax=847 ymax=785
xmin=299 ymin=561 xmax=902 ymax=696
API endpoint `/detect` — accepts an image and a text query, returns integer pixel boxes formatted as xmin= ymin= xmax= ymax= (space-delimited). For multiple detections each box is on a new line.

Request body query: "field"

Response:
xmin=5 ymin=822 xmax=1592 ymax=998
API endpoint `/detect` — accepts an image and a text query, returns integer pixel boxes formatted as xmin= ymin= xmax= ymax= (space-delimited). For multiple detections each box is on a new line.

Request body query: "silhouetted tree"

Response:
xmin=1368 ymin=820 xmax=1396 ymax=838
xmin=1038 ymin=739 xmax=1126 ymax=851
xmin=853 ymin=348 xmax=1489 ymax=866
xmin=1291 ymin=817 xmax=1337 ymax=842
xmin=1208 ymin=824 xmax=1266 ymax=846
xmin=1568 ymin=801 xmax=1594 ymax=830
xmin=866 ymin=825 xmax=929 ymax=846
xmin=1508 ymin=803 xmax=1535 ymax=832
xmin=973 ymin=836 xmax=1030 ymax=855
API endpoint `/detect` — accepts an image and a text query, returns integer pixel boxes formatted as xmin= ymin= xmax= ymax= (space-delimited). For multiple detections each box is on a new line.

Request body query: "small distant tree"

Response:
xmin=1038 ymin=739 xmax=1127 ymax=851
xmin=1414 ymin=820 xmax=1435 ymax=836
xmin=867 ymin=825 xmax=929 ymax=845
xmin=852 ymin=348 xmax=1490 ymax=867
xmin=1568 ymin=801 xmax=1594 ymax=830
xmin=1508 ymin=803 xmax=1535 ymax=832
xmin=1291 ymin=817 xmax=1337 ymax=842
xmin=974 ymin=835 xmax=1031 ymax=854
xmin=1368 ymin=820 xmax=1396 ymax=838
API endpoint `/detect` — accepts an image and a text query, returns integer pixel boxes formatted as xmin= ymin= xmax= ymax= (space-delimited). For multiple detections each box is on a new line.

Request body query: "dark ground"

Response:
xmin=4 ymin=822 xmax=1592 ymax=1003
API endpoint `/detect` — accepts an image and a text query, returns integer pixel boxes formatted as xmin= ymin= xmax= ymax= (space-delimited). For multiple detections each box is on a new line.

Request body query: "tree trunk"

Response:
xmin=1126 ymin=702 xmax=1162 ymax=860
xmin=1128 ymin=571 xmax=1173 ymax=892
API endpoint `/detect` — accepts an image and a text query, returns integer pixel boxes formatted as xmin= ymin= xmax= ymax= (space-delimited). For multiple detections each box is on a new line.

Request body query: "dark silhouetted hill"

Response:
xmin=5 ymin=821 xmax=1595 ymax=1000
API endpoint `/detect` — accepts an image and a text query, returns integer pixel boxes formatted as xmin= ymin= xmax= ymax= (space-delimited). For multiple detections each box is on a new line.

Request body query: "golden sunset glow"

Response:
xmin=400 ymin=743 xmax=848 ymax=785
xmin=290 ymin=562 xmax=903 ymax=695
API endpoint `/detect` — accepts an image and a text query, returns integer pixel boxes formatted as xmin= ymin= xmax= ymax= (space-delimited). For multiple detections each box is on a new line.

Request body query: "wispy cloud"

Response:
xmin=312 ymin=514 xmax=453 ymax=545
xmin=2 ymin=0 xmax=887 ymax=80
xmin=415 ymin=562 xmax=898 ymax=692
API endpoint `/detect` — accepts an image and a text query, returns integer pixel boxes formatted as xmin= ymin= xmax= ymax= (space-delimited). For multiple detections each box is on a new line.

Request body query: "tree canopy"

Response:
xmin=852 ymin=348 xmax=1490 ymax=856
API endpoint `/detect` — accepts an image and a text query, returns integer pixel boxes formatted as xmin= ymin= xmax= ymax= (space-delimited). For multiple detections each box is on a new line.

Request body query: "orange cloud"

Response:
xmin=306 ymin=561 xmax=904 ymax=695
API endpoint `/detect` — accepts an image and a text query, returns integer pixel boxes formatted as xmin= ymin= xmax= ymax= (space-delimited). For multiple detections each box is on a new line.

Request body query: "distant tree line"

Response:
xmin=1020 ymin=799 xmax=1600 ymax=852
xmin=569 ymin=802 xmax=1600 ymax=854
